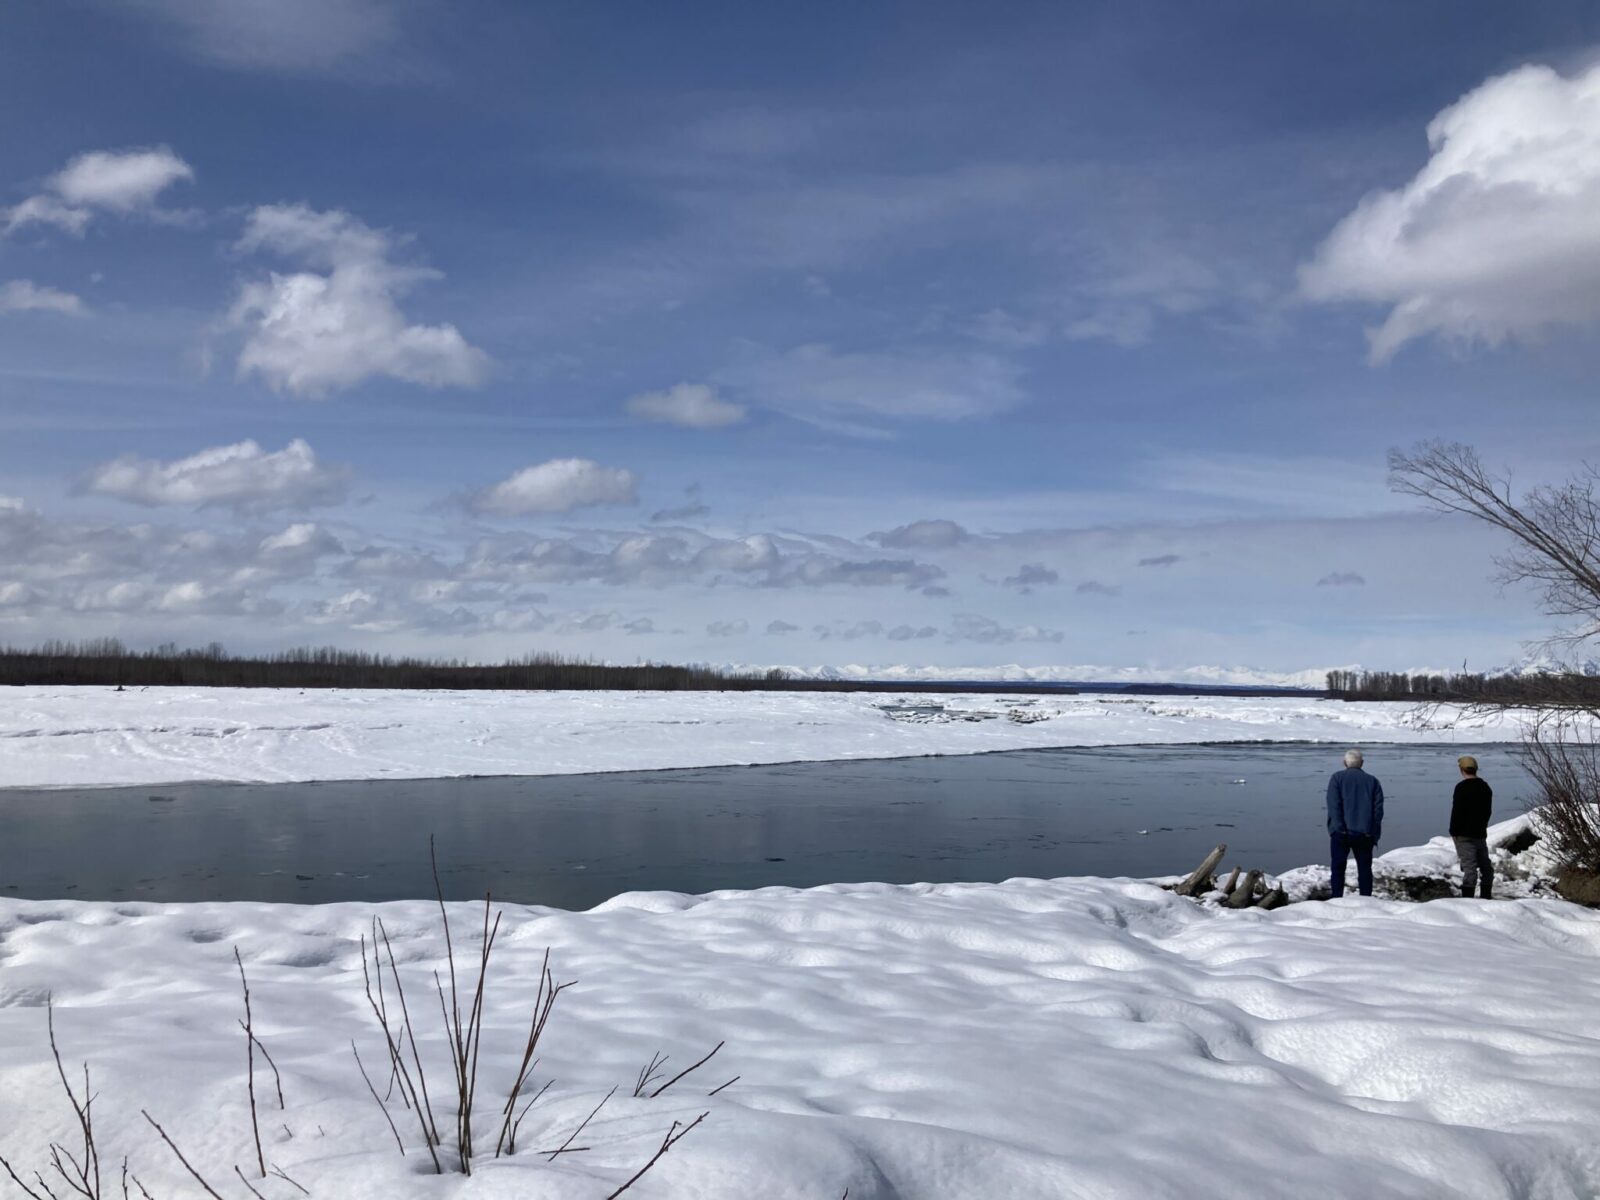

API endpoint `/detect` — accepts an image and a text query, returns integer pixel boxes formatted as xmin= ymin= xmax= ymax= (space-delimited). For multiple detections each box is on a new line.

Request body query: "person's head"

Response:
xmin=1343 ymin=748 xmax=1364 ymax=769
xmin=1458 ymin=755 xmax=1478 ymax=777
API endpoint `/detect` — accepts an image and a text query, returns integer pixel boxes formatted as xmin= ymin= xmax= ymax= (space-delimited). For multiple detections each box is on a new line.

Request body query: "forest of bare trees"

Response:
xmin=1326 ymin=668 xmax=1600 ymax=704
xmin=0 ymin=640 xmax=1077 ymax=696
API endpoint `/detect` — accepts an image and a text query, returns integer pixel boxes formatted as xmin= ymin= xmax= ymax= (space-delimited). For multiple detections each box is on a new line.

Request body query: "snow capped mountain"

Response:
xmin=1495 ymin=650 xmax=1600 ymax=677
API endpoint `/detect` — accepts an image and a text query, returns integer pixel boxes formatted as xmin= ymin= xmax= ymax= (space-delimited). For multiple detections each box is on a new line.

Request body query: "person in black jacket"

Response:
xmin=1450 ymin=755 xmax=1493 ymax=898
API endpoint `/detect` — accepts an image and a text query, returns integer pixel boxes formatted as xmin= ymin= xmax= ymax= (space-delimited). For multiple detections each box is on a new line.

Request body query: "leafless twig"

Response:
xmin=140 ymin=1111 xmax=225 ymax=1200
xmin=546 ymin=1087 xmax=615 ymax=1162
xmin=650 ymin=1042 xmax=724 ymax=1098
xmin=233 ymin=948 xmax=265 ymax=1178
xmin=351 ymin=1042 xmax=405 ymax=1156
xmin=632 ymin=1053 xmax=668 ymax=1099
xmin=269 ymin=1163 xmax=310 ymax=1196
xmin=232 ymin=1165 xmax=268 ymax=1199
xmin=602 ymin=1112 xmax=708 ymax=1199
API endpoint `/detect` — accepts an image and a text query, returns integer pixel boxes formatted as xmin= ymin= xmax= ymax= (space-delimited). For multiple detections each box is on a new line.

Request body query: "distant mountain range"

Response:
xmin=731 ymin=653 xmax=1600 ymax=692
xmin=737 ymin=662 xmax=1343 ymax=690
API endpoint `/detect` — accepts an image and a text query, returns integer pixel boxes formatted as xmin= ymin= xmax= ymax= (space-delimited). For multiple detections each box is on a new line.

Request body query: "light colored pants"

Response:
xmin=1453 ymin=837 xmax=1492 ymax=898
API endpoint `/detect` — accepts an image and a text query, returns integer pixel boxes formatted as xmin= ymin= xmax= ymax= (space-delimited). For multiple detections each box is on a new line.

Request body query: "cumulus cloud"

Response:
xmin=717 ymin=343 xmax=1024 ymax=426
xmin=651 ymin=502 xmax=710 ymax=523
xmin=781 ymin=557 xmax=945 ymax=589
xmin=625 ymin=382 xmax=746 ymax=428
xmin=766 ymin=619 xmax=800 ymax=635
xmin=4 ymin=146 xmax=193 ymax=236
xmin=229 ymin=204 xmax=489 ymax=396
xmin=1138 ymin=554 xmax=1181 ymax=568
xmin=706 ymin=618 xmax=749 ymax=637
xmin=0 ymin=280 xmax=86 ymax=316
xmin=1002 ymin=563 xmax=1059 ymax=591
xmin=1317 ymin=571 xmax=1366 ymax=587
xmin=948 ymin=613 xmax=1064 ymax=645
xmin=258 ymin=522 xmax=344 ymax=564
xmin=470 ymin=458 xmax=639 ymax=516
xmin=1301 ymin=62 xmax=1600 ymax=360
xmin=869 ymin=519 xmax=971 ymax=550
xmin=82 ymin=439 xmax=349 ymax=512
xmin=694 ymin=534 xmax=779 ymax=573
xmin=887 ymin=624 xmax=937 ymax=641
xmin=1076 ymin=580 xmax=1119 ymax=596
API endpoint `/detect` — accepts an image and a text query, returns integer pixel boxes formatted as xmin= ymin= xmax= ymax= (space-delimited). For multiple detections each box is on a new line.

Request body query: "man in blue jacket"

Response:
xmin=1327 ymin=748 xmax=1383 ymax=897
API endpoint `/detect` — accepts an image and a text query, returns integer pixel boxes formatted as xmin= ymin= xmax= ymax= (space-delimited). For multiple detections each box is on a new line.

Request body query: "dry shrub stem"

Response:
xmin=232 ymin=1165 xmax=268 ymax=1199
xmin=232 ymin=949 xmax=265 ymax=1178
xmin=269 ymin=1163 xmax=311 ymax=1196
xmin=547 ymin=1087 xmax=615 ymax=1161
xmin=650 ymin=1042 xmax=724 ymax=1098
xmin=139 ymin=1111 xmax=225 ymax=1200
xmin=494 ymin=949 xmax=574 ymax=1158
xmin=351 ymin=1041 xmax=407 ymax=1156
xmin=0 ymin=999 xmax=105 ymax=1200
xmin=603 ymin=1112 xmax=708 ymax=1200
xmin=632 ymin=1053 xmax=668 ymax=1099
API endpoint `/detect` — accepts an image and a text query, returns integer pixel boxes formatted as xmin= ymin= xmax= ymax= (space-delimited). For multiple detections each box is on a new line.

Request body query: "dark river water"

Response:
xmin=0 ymin=743 xmax=1530 ymax=908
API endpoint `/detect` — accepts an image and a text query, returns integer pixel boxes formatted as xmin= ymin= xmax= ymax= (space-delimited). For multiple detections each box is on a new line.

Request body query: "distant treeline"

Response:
xmin=1327 ymin=668 xmax=1600 ymax=705
xmin=0 ymin=640 xmax=1079 ymax=695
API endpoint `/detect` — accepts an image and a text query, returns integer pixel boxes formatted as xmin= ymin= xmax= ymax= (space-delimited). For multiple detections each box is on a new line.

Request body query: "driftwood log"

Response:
xmin=1173 ymin=844 xmax=1226 ymax=897
xmin=1218 ymin=866 xmax=1241 ymax=897
xmin=1223 ymin=870 xmax=1264 ymax=909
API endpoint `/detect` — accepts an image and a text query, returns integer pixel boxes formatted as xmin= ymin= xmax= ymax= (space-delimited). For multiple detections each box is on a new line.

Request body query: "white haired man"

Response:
xmin=1326 ymin=748 xmax=1384 ymax=897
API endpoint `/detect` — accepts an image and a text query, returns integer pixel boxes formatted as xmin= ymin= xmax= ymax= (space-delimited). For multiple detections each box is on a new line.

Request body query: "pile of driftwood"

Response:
xmin=1169 ymin=844 xmax=1288 ymax=910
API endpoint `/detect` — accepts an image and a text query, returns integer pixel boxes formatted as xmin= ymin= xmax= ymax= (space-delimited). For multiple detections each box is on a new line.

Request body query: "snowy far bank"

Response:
xmin=2 ymin=854 xmax=1598 ymax=1198
xmin=0 ymin=685 xmax=1530 ymax=789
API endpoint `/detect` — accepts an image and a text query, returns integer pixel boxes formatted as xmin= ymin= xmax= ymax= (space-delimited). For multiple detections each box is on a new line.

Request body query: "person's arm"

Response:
xmin=1373 ymin=778 xmax=1384 ymax=844
xmin=1327 ymin=773 xmax=1344 ymax=834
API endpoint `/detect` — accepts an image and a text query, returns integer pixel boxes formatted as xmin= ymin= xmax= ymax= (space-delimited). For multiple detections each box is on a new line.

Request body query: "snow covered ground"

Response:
xmin=3 ymin=854 xmax=1598 ymax=1198
xmin=0 ymin=685 xmax=1526 ymax=789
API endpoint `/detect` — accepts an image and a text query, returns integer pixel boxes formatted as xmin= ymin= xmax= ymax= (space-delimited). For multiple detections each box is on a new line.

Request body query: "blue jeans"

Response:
xmin=1330 ymin=833 xmax=1374 ymax=897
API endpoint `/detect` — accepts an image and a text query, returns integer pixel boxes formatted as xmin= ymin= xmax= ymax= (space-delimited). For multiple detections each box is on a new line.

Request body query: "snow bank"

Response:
xmin=0 ymin=686 xmax=1528 ymax=789
xmin=2 ymin=874 xmax=1598 ymax=1197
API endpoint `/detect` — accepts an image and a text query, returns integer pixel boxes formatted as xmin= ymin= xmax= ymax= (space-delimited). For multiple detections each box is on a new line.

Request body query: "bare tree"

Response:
xmin=1389 ymin=441 xmax=1600 ymax=878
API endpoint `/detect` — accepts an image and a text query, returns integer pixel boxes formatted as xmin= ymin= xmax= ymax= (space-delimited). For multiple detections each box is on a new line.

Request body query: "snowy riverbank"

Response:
xmin=3 ymin=853 xmax=1599 ymax=1198
xmin=0 ymin=685 xmax=1528 ymax=789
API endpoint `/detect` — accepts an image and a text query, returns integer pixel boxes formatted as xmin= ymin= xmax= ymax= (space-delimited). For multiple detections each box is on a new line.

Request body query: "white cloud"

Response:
xmin=471 ymin=458 xmax=639 ymax=516
xmin=1301 ymin=62 xmax=1600 ymax=361
xmin=82 ymin=439 xmax=349 ymax=511
xmin=625 ymin=382 xmax=746 ymax=428
xmin=1317 ymin=571 xmax=1366 ymax=588
xmin=119 ymin=0 xmax=400 ymax=74
xmin=4 ymin=146 xmax=193 ymax=236
xmin=2 ymin=195 xmax=91 ymax=237
xmin=1003 ymin=563 xmax=1059 ymax=591
xmin=0 ymin=280 xmax=86 ymax=316
xmin=948 ymin=612 xmax=1065 ymax=645
xmin=870 ymin=519 xmax=971 ymax=550
xmin=229 ymin=204 xmax=489 ymax=396
xmin=717 ymin=343 xmax=1024 ymax=426
xmin=52 ymin=147 xmax=194 ymax=211
xmin=706 ymin=618 xmax=749 ymax=637
xmin=1076 ymin=580 xmax=1119 ymax=596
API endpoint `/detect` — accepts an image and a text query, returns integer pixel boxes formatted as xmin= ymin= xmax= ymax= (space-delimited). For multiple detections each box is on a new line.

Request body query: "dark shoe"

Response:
xmin=1479 ymin=887 xmax=1492 ymax=900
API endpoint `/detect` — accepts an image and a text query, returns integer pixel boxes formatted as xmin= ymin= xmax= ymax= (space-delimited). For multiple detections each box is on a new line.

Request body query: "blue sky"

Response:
xmin=2 ymin=1 xmax=1599 ymax=676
